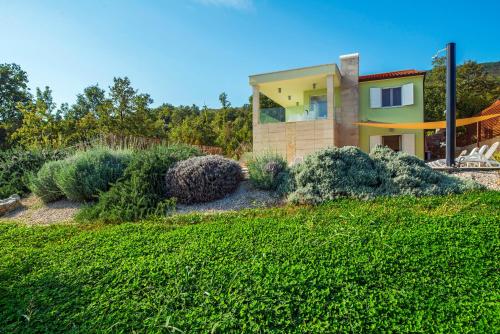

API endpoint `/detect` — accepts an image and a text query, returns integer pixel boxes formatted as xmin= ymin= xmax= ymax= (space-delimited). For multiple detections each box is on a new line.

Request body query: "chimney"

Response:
xmin=337 ymin=53 xmax=360 ymax=147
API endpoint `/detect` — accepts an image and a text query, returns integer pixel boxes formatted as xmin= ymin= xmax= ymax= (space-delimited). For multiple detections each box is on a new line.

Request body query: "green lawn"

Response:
xmin=1 ymin=192 xmax=499 ymax=333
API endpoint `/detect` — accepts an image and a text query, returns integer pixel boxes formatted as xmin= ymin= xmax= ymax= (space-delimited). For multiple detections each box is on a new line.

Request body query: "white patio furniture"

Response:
xmin=457 ymin=142 xmax=499 ymax=167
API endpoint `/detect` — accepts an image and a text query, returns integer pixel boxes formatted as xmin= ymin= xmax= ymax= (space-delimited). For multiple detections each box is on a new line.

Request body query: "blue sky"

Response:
xmin=1 ymin=0 xmax=499 ymax=108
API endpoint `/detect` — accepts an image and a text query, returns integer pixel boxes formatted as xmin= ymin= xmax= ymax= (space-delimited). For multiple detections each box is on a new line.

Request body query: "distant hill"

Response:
xmin=425 ymin=61 xmax=499 ymax=79
xmin=481 ymin=61 xmax=500 ymax=78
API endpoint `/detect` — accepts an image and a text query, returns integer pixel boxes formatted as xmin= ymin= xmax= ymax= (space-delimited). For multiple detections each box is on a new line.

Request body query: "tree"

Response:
xmin=0 ymin=63 xmax=32 ymax=147
xmin=219 ymin=92 xmax=231 ymax=109
xmin=425 ymin=57 xmax=499 ymax=121
xmin=67 ymin=85 xmax=106 ymax=120
xmin=109 ymin=77 xmax=136 ymax=136
xmin=12 ymin=87 xmax=63 ymax=148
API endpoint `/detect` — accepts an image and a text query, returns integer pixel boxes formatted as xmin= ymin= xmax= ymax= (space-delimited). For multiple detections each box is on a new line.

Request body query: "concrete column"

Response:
xmin=252 ymin=85 xmax=260 ymax=155
xmin=326 ymin=74 xmax=334 ymax=120
xmin=252 ymin=85 xmax=260 ymax=126
xmin=337 ymin=53 xmax=359 ymax=147
xmin=326 ymin=74 xmax=335 ymax=147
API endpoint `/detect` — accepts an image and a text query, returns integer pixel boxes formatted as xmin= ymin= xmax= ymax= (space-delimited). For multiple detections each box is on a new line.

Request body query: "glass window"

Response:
xmin=381 ymin=87 xmax=402 ymax=107
xmin=309 ymin=95 xmax=327 ymax=119
xmin=382 ymin=89 xmax=391 ymax=107
xmin=392 ymin=87 xmax=402 ymax=106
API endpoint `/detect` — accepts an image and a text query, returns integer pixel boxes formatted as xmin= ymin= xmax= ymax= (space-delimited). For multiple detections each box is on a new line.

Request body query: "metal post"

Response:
xmin=445 ymin=42 xmax=456 ymax=166
xmin=476 ymin=121 xmax=481 ymax=147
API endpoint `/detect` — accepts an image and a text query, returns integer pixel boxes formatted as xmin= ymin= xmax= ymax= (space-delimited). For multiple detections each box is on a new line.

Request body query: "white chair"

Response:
xmin=458 ymin=142 xmax=499 ymax=167
xmin=469 ymin=147 xmax=479 ymax=155
xmin=478 ymin=144 xmax=489 ymax=155
xmin=427 ymin=148 xmax=475 ymax=168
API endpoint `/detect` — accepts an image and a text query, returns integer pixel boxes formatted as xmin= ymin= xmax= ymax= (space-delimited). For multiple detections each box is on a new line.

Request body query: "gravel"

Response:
xmin=174 ymin=180 xmax=282 ymax=215
xmin=1 ymin=195 xmax=81 ymax=225
xmin=449 ymin=171 xmax=500 ymax=191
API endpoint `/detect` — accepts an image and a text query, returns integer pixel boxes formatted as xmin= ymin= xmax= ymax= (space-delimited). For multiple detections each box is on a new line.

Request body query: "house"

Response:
xmin=249 ymin=53 xmax=426 ymax=163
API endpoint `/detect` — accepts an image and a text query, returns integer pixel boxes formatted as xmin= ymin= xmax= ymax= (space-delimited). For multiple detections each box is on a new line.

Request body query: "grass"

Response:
xmin=0 ymin=191 xmax=499 ymax=333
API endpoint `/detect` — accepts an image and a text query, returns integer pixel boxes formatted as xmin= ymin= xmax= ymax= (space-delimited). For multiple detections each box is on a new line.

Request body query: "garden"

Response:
xmin=0 ymin=143 xmax=488 ymax=223
xmin=0 ymin=144 xmax=499 ymax=332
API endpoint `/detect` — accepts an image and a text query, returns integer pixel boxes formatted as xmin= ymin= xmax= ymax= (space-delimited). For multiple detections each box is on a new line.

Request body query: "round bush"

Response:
xmin=370 ymin=146 xmax=482 ymax=196
xmin=247 ymin=152 xmax=288 ymax=191
xmin=287 ymin=146 xmax=483 ymax=204
xmin=29 ymin=160 xmax=66 ymax=203
xmin=55 ymin=148 xmax=131 ymax=202
xmin=288 ymin=146 xmax=382 ymax=204
xmin=0 ymin=148 xmax=69 ymax=198
xmin=165 ymin=155 xmax=242 ymax=204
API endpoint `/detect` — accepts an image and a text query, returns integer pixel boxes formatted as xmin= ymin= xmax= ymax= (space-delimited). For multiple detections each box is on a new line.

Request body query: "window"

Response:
xmin=381 ymin=87 xmax=402 ymax=107
xmin=382 ymin=135 xmax=402 ymax=152
xmin=309 ymin=95 xmax=327 ymax=119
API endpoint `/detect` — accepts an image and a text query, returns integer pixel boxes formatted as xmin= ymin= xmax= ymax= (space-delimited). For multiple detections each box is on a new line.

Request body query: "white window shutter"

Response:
xmin=401 ymin=133 xmax=415 ymax=155
xmin=370 ymin=88 xmax=381 ymax=108
xmin=402 ymin=83 xmax=414 ymax=106
xmin=369 ymin=135 xmax=382 ymax=152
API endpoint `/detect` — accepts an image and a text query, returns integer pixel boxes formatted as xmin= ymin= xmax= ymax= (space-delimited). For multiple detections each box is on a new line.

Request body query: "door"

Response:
xmin=382 ymin=135 xmax=402 ymax=152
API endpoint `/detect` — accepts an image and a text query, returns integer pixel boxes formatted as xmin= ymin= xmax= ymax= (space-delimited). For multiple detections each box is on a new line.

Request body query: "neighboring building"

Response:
xmin=249 ymin=53 xmax=426 ymax=163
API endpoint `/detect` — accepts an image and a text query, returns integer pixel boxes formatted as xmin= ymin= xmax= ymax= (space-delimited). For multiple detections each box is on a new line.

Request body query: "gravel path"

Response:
xmin=1 ymin=181 xmax=281 ymax=224
xmin=0 ymin=195 xmax=81 ymax=225
xmin=174 ymin=181 xmax=282 ymax=215
xmin=450 ymin=171 xmax=500 ymax=191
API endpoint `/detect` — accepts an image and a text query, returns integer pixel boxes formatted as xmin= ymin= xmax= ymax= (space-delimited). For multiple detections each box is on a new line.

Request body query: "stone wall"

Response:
xmin=253 ymin=119 xmax=335 ymax=164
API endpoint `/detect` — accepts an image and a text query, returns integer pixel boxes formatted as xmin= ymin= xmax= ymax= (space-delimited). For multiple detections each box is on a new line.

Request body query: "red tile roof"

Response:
xmin=359 ymin=69 xmax=426 ymax=82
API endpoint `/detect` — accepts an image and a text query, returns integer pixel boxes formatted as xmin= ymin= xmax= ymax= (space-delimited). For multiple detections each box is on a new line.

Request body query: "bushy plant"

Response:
xmin=165 ymin=155 xmax=243 ymax=204
xmin=55 ymin=148 xmax=132 ymax=202
xmin=0 ymin=148 xmax=69 ymax=198
xmin=288 ymin=146 xmax=382 ymax=204
xmin=287 ymin=146 xmax=481 ymax=204
xmin=29 ymin=160 xmax=67 ymax=203
xmin=247 ymin=152 xmax=289 ymax=191
xmin=370 ymin=146 xmax=481 ymax=196
xmin=78 ymin=144 xmax=201 ymax=222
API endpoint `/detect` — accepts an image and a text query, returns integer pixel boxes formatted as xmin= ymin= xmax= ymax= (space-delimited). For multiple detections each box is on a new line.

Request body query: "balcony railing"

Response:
xmin=260 ymin=103 xmax=328 ymax=124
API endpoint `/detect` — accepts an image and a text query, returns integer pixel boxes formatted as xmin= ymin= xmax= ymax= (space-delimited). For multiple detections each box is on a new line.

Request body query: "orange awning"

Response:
xmin=355 ymin=113 xmax=500 ymax=129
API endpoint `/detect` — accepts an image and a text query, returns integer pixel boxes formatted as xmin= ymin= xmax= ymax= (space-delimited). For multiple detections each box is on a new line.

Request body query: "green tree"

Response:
xmin=12 ymin=87 xmax=63 ymax=148
xmin=109 ymin=77 xmax=136 ymax=136
xmin=0 ymin=63 xmax=32 ymax=147
xmin=425 ymin=57 xmax=499 ymax=121
xmin=219 ymin=92 xmax=231 ymax=109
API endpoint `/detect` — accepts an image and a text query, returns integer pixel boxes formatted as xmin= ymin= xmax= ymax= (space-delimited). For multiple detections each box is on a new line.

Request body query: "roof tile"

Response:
xmin=359 ymin=69 xmax=426 ymax=82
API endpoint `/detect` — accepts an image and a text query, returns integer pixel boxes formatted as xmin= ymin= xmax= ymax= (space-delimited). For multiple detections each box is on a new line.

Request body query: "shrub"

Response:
xmin=288 ymin=146 xmax=382 ymax=204
xmin=78 ymin=144 xmax=201 ymax=222
xmin=287 ymin=146 xmax=481 ymax=204
xmin=370 ymin=146 xmax=481 ymax=196
xmin=0 ymin=148 xmax=69 ymax=198
xmin=165 ymin=155 xmax=243 ymax=204
xmin=29 ymin=160 xmax=67 ymax=203
xmin=55 ymin=148 xmax=132 ymax=202
xmin=247 ymin=152 xmax=289 ymax=191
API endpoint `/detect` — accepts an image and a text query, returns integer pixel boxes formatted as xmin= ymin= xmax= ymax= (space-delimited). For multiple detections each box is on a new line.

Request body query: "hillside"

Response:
xmin=482 ymin=61 xmax=500 ymax=78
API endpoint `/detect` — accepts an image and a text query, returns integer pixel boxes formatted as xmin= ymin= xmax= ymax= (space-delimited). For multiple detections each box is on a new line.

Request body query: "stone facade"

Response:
xmin=251 ymin=54 xmax=360 ymax=164
xmin=336 ymin=53 xmax=359 ymax=147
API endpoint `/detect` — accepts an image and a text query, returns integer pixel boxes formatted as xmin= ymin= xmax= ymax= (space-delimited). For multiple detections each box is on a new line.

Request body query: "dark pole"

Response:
xmin=446 ymin=42 xmax=456 ymax=166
